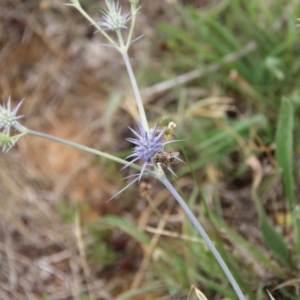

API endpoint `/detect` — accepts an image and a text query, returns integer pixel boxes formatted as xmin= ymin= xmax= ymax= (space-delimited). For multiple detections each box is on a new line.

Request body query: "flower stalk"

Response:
xmin=26 ymin=129 xmax=141 ymax=170
xmin=67 ymin=0 xmax=148 ymax=132
xmin=160 ymin=175 xmax=246 ymax=300
xmin=121 ymin=52 xmax=149 ymax=133
xmin=66 ymin=0 xmax=117 ymax=46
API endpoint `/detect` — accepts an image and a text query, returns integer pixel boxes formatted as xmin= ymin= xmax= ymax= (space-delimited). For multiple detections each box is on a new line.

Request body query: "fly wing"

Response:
xmin=171 ymin=152 xmax=179 ymax=157
xmin=171 ymin=152 xmax=185 ymax=164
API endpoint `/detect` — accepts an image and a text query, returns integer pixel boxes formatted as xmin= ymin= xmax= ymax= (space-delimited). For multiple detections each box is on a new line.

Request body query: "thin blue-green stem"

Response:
xmin=160 ymin=175 xmax=246 ymax=300
xmin=67 ymin=0 xmax=117 ymax=47
xmin=69 ymin=0 xmax=149 ymax=133
xmin=121 ymin=51 xmax=149 ymax=133
xmin=25 ymin=129 xmax=141 ymax=171
xmin=126 ymin=4 xmax=138 ymax=48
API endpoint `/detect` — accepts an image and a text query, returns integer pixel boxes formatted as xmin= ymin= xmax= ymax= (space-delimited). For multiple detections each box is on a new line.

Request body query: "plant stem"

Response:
xmin=160 ymin=175 xmax=246 ymax=300
xmin=126 ymin=3 xmax=138 ymax=48
xmin=121 ymin=51 xmax=149 ymax=133
xmin=71 ymin=1 xmax=117 ymax=46
xmin=26 ymin=129 xmax=140 ymax=170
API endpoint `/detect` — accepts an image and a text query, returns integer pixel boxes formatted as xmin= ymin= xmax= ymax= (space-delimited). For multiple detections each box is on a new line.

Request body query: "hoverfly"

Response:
xmin=152 ymin=151 xmax=180 ymax=167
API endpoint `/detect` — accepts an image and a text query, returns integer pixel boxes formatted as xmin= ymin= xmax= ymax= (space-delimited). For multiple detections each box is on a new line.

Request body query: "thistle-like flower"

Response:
xmin=0 ymin=97 xmax=25 ymax=152
xmin=107 ymin=123 xmax=181 ymax=202
xmin=124 ymin=123 xmax=181 ymax=181
xmin=98 ymin=0 xmax=132 ymax=31
xmin=0 ymin=96 xmax=24 ymax=134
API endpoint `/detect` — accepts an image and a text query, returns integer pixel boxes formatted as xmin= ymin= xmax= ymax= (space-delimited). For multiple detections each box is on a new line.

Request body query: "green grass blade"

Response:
xmin=96 ymin=215 xmax=150 ymax=245
xmin=293 ymin=206 xmax=300 ymax=256
xmin=275 ymin=98 xmax=300 ymax=255
xmin=115 ymin=282 xmax=163 ymax=300
xmin=252 ymin=190 xmax=290 ymax=266
xmin=275 ymin=97 xmax=295 ymax=208
xmin=210 ymin=213 xmax=285 ymax=276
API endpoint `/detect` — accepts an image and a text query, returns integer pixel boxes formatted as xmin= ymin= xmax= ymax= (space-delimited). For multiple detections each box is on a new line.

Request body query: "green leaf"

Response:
xmin=252 ymin=190 xmax=290 ymax=266
xmin=260 ymin=212 xmax=290 ymax=266
xmin=96 ymin=215 xmax=150 ymax=245
xmin=275 ymin=98 xmax=300 ymax=255
xmin=115 ymin=282 xmax=163 ymax=300
xmin=210 ymin=213 xmax=285 ymax=276
xmin=275 ymin=97 xmax=295 ymax=209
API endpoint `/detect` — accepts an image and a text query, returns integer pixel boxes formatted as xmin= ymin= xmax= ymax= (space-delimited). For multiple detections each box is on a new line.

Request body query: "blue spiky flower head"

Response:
xmin=98 ymin=0 xmax=132 ymax=31
xmin=124 ymin=122 xmax=181 ymax=181
xmin=0 ymin=96 xmax=25 ymax=152
xmin=0 ymin=96 xmax=24 ymax=134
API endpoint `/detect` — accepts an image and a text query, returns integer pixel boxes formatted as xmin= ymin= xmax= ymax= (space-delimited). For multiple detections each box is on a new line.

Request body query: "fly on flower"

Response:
xmin=152 ymin=151 xmax=180 ymax=167
xmin=108 ymin=123 xmax=183 ymax=201
xmin=152 ymin=151 xmax=184 ymax=177
xmin=123 ymin=123 xmax=183 ymax=181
